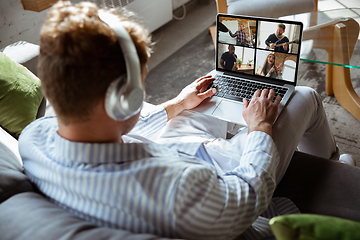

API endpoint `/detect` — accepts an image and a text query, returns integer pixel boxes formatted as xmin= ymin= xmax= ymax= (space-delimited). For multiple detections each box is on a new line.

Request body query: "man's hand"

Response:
xmin=270 ymin=43 xmax=275 ymax=49
xmin=283 ymin=42 xmax=288 ymax=51
xmin=242 ymin=89 xmax=281 ymax=137
xmin=177 ymin=75 xmax=217 ymax=109
xmin=161 ymin=75 xmax=217 ymax=121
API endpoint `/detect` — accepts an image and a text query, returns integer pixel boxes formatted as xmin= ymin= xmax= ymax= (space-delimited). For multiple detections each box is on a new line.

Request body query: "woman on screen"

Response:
xmin=259 ymin=53 xmax=283 ymax=79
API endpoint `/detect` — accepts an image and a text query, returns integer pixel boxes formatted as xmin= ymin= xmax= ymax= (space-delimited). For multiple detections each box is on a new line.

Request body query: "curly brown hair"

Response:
xmin=38 ymin=1 xmax=152 ymax=124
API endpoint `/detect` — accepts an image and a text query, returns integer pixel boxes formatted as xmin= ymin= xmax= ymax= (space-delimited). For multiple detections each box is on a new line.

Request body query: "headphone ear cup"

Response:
xmin=104 ymin=75 xmax=144 ymax=121
xmin=126 ymin=87 xmax=144 ymax=114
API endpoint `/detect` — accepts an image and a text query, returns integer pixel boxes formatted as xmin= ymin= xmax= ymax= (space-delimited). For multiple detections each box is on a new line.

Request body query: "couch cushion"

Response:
xmin=0 ymin=192 xmax=172 ymax=240
xmin=270 ymin=213 xmax=360 ymax=240
xmin=0 ymin=126 xmax=34 ymax=204
xmin=0 ymin=52 xmax=43 ymax=138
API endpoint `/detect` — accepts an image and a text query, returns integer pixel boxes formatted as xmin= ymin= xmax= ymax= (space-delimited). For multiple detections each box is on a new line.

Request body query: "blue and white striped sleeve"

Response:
xmin=130 ymin=102 xmax=168 ymax=138
xmin=173 ymin=131 xmax=280 ymax=240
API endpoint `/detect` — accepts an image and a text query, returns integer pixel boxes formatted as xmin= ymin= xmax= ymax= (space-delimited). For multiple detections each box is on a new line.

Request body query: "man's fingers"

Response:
xmin=196 ymin=75 xmax=213 ymax=83
xmin=274 ymin=95 xmax=282 ymax=105
xmin=198 ymin=87 xmax=216 ymax=99
xmin=196 ymin=76 xmax=214 ymax=86
xmin=252 ymin=90 xmax=261 ymax=99
xmin=268 ymin=89 xmax=275 ymax=100
xmin=261 ymin=89 xmax=269 ymax=98
xmin=196 ymin=77 xmax=215 ymax=93
xmin=243 ymin=98 xmax=249 ymax=109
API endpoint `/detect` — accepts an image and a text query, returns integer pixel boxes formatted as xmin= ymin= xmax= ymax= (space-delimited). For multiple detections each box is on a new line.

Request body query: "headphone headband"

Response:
xmin=99 ymin=11 xmax=144 ymax=121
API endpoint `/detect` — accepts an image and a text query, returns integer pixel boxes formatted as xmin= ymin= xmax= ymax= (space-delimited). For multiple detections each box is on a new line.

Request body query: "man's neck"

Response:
xmin=56 ymin=104 xmax=127 ymax=143
xmin=58 ymin=121 xmax=122 ymax=143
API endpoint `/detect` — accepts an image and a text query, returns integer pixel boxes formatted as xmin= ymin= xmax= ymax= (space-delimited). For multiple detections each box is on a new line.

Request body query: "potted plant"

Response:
xmin=237 ymin=59 xmax=242 ymax=68
xmin=248 ymin=59 xmax=253 ymax=67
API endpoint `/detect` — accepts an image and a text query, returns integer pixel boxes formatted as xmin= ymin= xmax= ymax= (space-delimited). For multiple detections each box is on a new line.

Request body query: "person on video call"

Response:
xmin=220 ymin=44 xmax=238 ymax=70
xmin=228 ymin=24 xmax=249 ymax=46
xmin=19 ymin=1 xmax=356 ymax=240
xmin=259 ymin=53 xmax=283 ymax=79
xmin=265 ymin=23 xmax=289 ymax=53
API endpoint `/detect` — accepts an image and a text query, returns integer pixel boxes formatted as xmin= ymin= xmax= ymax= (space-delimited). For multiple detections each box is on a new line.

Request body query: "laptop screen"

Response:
xmin=216 ymin=14 xmax=303 ymax=84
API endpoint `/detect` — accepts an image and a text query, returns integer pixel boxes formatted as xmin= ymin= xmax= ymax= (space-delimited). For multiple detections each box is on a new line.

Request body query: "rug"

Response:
xmin=145 ymin=28 xmax=360 ymax=164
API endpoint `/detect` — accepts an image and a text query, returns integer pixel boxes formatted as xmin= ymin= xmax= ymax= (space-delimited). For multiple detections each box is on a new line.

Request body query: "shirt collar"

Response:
xmin=53 ymin=133 xmax=214 ymax=166
xmin=53 ymin=133 xmax=180 ymax=165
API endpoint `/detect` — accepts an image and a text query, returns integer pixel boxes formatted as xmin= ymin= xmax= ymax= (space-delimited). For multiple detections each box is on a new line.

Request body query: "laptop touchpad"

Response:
xmin=213 ymin=99 xmax=247 ymax=126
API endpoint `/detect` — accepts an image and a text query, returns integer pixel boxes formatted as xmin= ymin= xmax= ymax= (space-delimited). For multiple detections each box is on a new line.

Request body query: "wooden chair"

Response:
xmin=209 ymin=0 xmax=318 ymax=45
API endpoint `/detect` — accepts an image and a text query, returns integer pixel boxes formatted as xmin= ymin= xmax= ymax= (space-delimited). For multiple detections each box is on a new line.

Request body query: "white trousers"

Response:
xmin=156 ymin=86 xmax=337 ymax=184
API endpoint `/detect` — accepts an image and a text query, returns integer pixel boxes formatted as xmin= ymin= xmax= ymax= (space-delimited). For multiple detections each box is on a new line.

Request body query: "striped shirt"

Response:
xmin=19 ymin=105 xmax=298 ymax=240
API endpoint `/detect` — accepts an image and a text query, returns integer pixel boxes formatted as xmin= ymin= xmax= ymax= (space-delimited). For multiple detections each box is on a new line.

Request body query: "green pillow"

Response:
xmin=270 ymin=214 xmax=360 ymax=240
xmin=0 ymin=52 xmax=43 ymax=138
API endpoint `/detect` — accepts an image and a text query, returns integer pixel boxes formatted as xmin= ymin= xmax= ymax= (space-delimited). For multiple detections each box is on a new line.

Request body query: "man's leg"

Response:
xmin=205 ymin=86 xmax=338 ymax=183
xmin=271 ymin=86 xmax=338 ymax=183
xmin=156 ymin=86 xmax=337 ymax=183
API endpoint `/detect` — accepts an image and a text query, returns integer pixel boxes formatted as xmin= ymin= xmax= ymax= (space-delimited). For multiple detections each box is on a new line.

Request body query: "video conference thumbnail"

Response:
xmin=217 ymin=16 xmax=302 ymax=82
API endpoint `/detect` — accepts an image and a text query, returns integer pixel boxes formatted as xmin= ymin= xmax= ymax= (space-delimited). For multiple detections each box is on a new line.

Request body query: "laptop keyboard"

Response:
xmin=211 ymin=75 xmax=288 ymax=102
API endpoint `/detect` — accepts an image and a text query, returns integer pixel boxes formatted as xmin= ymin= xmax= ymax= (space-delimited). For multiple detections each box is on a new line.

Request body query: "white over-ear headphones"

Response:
xmin=98 ymin=11 xmax=144 ymax=121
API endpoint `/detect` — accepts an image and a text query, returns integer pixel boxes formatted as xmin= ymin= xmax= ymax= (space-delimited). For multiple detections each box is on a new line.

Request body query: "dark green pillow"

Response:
xmin=270 ymin=214 xmax=360 ymax=240
xmin=0 ymin=52 xmax=43 ymax=138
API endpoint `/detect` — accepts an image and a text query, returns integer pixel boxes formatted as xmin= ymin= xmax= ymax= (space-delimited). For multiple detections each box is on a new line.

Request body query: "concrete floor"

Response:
xmin=148 ymin=0 xmax=217 ymax=72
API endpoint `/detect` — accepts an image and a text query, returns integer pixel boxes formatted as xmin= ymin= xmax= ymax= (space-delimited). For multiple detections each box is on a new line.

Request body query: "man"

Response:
xmin=220 ymin=44 xmax=237 ymax=70
xmin=19 ymin=1 xmax=353 ymax=240
xmin=265 ymin=23 xmax=289 ymax=53
xmin=228 ymin=24 xmax=248 ymax=46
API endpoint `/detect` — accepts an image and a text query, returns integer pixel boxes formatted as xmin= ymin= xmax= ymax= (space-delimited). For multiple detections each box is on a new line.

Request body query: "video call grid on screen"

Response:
xmin=216 ymin=14 xmax=303 ymax=83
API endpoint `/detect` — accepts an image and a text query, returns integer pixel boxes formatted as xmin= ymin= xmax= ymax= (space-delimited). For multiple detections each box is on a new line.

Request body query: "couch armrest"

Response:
xmin=0 ymin=192 xmax=173 ymax=240
xmin=274 ymin=151 xmax=360 ymax=222
xmin=1 ymin=41 xmax=40 ymax=76
xmin=0 ymin=126 xmax=35 ymax=204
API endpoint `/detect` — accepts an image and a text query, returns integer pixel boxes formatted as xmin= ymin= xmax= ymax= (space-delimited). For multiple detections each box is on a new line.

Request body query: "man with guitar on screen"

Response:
xmin=265 ymin=23 xmax=290 ymax=53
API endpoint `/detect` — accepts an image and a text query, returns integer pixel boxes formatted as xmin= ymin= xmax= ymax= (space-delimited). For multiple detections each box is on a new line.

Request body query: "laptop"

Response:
xmin=192 ymin=13 xmax=303 ymax=126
